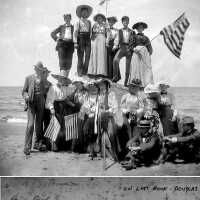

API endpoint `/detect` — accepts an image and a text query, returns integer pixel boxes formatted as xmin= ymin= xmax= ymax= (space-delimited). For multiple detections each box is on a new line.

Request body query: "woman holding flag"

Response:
xmin=128 ymin=22 xmax=154 ymax=87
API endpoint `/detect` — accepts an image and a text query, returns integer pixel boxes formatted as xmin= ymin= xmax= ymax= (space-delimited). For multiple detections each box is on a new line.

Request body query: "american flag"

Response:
xmin=65 ymin=113 xmax=78 ymax=141
xmin=44 ymin=115 xmax=60 ymax=142
xmin=160 ymin=13 xmax=190 ymax=58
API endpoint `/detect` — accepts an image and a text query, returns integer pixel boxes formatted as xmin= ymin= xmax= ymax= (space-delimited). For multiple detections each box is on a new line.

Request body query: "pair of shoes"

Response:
xmin=39 ymin=144 xmax=47 ymax=151
xmin=33 ymin=144 xmax=47 ymax=151
xmin=33 ymin=143 xmax=40 ymax=150
xmin=51 ymin=142 xmax=58 ymax=152
xmin=122 ymin=161 xmax=137 ymax=170
xmin=24 ymin=149 xmax=31 ymax=155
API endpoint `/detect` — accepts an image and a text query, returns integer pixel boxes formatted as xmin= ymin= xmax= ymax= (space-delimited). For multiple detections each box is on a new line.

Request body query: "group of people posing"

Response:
xmin=22 ymin=60 xmax=200 ymax=170
xmin=22 ymin=4 xmax=200 ymax=170
xmin=51 ymin=4 xmax=153 ymax=87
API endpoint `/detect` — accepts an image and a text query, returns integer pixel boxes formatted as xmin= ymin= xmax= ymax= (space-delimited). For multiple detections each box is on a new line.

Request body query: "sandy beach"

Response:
xmin=0 ymin=121 xmax=200 ymax=176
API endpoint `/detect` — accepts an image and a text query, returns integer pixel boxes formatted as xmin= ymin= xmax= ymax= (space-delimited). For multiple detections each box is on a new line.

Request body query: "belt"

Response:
xmin=78 ymin=32 xmax=90 ymax=36
xmin=121 ymin=43 xmax=129 ymax=45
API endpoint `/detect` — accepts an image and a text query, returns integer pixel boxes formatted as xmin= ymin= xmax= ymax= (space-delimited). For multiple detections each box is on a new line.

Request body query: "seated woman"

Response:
xmin=45 ymin=71 xmax=76 ymax=151
xmin=157 ymin=81 xmax=179 ymax=136
xmin=97 ymin=79 xmax=119 ymax=161
xmin=119 ymin=78 xmax=144 ymax=159
xmin=80 ymin=82 xmax=100 ymax=158
xmin=143 ymin=83 xmax=162 ymax=137
xmin=72 ymin=80 xmax=89 ymax=152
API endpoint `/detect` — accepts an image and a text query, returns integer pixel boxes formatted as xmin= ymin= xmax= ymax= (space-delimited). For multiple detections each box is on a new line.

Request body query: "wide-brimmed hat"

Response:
xmin=138 ymin=120 xmax=151 ymax=128
xmin=128 ymin=78 xmax=143 ymax=88
xmin=97 ymin=78 xmax=111 ymax=89
xmin=107 ymin=16 xmax=117 ymax=23
xmin=85 ymin=82 xmax=99 ymax=93
xmin=132 ymin=22 xmax=148 ymax=30
xmin=144 ymin=84 xmax=160 ymax=94
xmin=76 ymin=5 xmax=93 ymax=18
xmin=33 ymin=61 xmax=44 ymax=71
xmin=51 ymin=70 xmax=72 ymax=85
xmin=182 ymin=116 xmax=194 ymax=124
xmin=93 ymin=13 xmax=106 ymax=22
xmin=157 ymin=81 xmax=170 ymax=89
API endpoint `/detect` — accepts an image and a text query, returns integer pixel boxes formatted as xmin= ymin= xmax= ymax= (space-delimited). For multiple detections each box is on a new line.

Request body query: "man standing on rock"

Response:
xmin=22 ymin=61 xmax=47 ymax=155
xmin=74 ymin=5 xmax=93 ymax=76
xmin=51 ymin=14 xmax=75 ymax=77
xmin=112 ymin=16 xmax=135 ymax=86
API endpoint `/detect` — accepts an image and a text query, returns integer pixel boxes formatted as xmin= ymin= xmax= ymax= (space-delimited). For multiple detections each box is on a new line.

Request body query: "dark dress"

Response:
xmin=158 ymin=92 xmax=178 ymax=136
xmin=106 ymin=27 xmax=119 ymax=79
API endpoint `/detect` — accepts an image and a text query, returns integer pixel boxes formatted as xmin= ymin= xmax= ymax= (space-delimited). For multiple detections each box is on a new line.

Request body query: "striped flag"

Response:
xmin=65 ymin=113 xmax=78 ymax=141
xmin=44 ymin=115 xmax=60 ymax=142
xmin=160 ymin=13 xmax=190 ymax=58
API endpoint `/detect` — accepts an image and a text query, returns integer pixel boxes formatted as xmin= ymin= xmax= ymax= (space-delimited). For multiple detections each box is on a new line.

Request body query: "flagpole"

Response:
xmin=106 ymin=0 xmax=108 ymax=17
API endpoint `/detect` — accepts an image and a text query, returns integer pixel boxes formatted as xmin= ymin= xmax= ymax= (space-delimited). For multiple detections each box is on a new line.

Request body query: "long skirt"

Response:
xmin=129 ymin=45 xmax=153 ymax=87
xmin=87 ymin=34 xmax=107 ymax=76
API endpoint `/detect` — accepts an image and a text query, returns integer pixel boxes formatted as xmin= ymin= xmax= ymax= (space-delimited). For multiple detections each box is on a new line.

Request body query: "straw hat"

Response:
xmin=128 ymin=78 xmax=143 ymax=88
xmin=97 ymin=78 xmax=111 ymax=86
xmin=157 ymin=80 xmax=170 ymax=89
xmin=76 ymin=5 xmax=93 ymax=18
xmin=132 ymin=22 xmax=148 ymax=30
xmin=182 ymin=116 xmax=194 ymax=124
xmin=51 ymin=70 xmax=72 ymax=85
xmin=93 ymin=13 xmax=106 ymax=22
xmin=33 ymin=61 xmax=45 ymax=71
xmin=107 ymin=16 xmax=118 ymax=23
xmin=144 ymin=84 xmax=160 ymax=94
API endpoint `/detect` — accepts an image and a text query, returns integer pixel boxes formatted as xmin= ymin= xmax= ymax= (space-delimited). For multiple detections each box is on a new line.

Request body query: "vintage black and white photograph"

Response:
xmin=0 ymin=0 xmax=200 ymax=176
xmin=1 ymin=177 xmax=200 ymax=200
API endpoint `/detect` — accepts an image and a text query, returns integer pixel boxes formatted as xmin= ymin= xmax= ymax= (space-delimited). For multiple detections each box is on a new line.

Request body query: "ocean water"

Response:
xmin=0 ymin=87 xmax=199 ymax=127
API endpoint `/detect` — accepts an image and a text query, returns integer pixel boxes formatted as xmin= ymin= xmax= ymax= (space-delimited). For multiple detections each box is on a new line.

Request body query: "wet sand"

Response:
xmin=0 ymin=122 xmax=200 ymax=176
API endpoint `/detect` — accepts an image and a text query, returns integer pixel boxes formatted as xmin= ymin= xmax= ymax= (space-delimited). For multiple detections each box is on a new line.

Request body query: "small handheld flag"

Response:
xmin=160 ymin=13 xmax=190 ymax=58
xmin=44 ymin=115 xmax=60 ymax=142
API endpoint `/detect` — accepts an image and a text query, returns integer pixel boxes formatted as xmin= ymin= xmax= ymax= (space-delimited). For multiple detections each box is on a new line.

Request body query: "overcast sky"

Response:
xmin=0 ymin=0 xmax=200 ymax=86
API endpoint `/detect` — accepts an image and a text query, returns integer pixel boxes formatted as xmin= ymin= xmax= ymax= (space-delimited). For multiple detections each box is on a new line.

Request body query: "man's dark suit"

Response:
xmin=22 ymin=74 xmax=45 ymax=153
xmin=113 ymin=28 xmax=135 ymax=85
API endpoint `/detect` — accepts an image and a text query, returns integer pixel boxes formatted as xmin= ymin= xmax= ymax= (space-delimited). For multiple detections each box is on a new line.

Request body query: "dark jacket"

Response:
xmin=127 ymin=128 xmax=161 ymax=155
xmin=128 ymin=33 xmax=153 ymax=55
xmin=118 ymin=28 xmax=135 ymax=46
xmin=22 ymin=74 xmax=45 ymax=104
xmin=51 ymin=24 xmax=74 ymax=42
xmin=176 ymin=129 xmax=200 ymax=143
